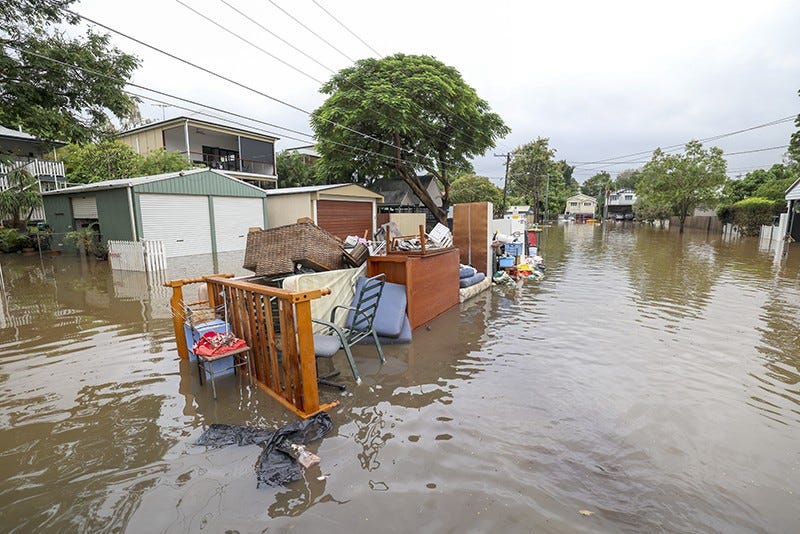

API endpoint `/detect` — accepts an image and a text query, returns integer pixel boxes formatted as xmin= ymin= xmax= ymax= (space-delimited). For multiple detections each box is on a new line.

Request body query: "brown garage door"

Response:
xmin=317 ymin=200 xmax=373 ymax=239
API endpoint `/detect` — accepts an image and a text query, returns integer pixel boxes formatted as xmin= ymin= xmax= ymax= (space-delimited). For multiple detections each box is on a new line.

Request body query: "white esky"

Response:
xmin=75 ymin=0 xmax=800 ymax=184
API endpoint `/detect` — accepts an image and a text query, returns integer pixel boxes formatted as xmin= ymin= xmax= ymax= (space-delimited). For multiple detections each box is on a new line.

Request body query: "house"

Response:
xmin=0 ymin=124 xmax=68 ymax=221
xmin=42 ymin=168 xmax=267 ymax=257
xmin=116 ymin=117 xmax=278 ymax=189
xmin=265 ymin=183 xmax=383 ymax=239
xmin=565 ymin=193 xmax=597 ymax=221
xmin=284 ymin=145 xmax=320 ymax=165
xmin=371 ymin=176 xmax=443 ymax=224
xmin=786 ymin=177 xmax=800 ymax=241
xmin=606 ymin=188 xmax=637 ymax=217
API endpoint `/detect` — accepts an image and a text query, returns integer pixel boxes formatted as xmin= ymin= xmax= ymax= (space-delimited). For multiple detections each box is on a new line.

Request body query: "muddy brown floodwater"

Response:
xmin=1 ymin=224 xmax=799 ymax=533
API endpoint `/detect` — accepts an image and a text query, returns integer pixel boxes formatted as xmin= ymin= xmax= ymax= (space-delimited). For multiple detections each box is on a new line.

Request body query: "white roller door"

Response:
xmin=139 ymin=194 xmax=211 ymax=257
xmin=213 ymin=197 xmax=264 ymax=252
xmin=71 ymin=196 xmax=98 ymax=219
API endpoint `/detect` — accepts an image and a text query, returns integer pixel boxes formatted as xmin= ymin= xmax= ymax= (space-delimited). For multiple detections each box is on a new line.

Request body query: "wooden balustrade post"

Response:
xmin=294 ymin=299 xmax=320 ymax=414
xmin=168 ymin=285 xmax=188 ymax=359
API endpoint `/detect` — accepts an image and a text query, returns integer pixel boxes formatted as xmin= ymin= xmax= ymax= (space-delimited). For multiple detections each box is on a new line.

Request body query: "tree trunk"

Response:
xmin=393 ymin=134 xmax=447 ymax=225
xmin=679 ymin=214 xmax=686 ymax=234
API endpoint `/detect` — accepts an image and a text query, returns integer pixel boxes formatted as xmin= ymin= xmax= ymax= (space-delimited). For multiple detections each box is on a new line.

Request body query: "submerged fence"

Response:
xmin=165 ymin=274 xmax=335 ymax=418
xmin=108 ymin=240 xmax=166 ymax=272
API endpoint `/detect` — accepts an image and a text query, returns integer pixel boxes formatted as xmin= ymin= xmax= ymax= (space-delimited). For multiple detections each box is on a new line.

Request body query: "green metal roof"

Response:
xmin=43 ymin=169 xmax=267 ymax=198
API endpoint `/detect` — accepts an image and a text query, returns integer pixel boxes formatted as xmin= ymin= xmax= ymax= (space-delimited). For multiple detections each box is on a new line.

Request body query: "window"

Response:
xmin=570 ymin=201 xmax=578 ymax=207
xmin=583 ymin=202 xmax=592 ymax=206
xmin=624 ymin=195 xmax=633 ymax=200
xmin=609 ymin=195 xmax=618 ymax=201
xmin=202 ymin=146 xmax=239 ymax=171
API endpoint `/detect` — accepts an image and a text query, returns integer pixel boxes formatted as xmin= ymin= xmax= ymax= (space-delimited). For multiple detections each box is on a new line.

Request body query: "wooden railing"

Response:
xmin=165 ymin=274 xmax=336 ymax=418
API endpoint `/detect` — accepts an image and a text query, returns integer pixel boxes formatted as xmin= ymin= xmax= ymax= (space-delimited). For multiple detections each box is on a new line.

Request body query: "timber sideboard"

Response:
xmin=367 ymin=248 xmax=460 ymax=330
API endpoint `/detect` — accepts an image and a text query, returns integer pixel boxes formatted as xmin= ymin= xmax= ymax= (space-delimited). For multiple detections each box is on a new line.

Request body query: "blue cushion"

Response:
xmin=357 ymin=314 xmax=412 ymax=345
xmin=459 ymin=265 xmax=477 ymax=279
xmin=459 ymin=272 xmax=486 ymax=288
xmin=348 ymin=277 xmax=407 ymax=338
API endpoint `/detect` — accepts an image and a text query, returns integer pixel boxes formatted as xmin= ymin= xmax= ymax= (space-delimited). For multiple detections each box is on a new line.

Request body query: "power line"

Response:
xmin=572 ymin=115 xmax=795 ymax=172
xmin=567 ymin=145 xmax=789 ymax=165
xmin=311 ymin=0 xmax=382 ymax=58
xmin=264 ymin=0 xmax=356 ymax=63
xmin=8 ymin=43 xmax=423 ymax=171
xmin=48 ymin=1 xmax=412 ymax=157
xmin=207 ymin=0 xmax=466 ymax=162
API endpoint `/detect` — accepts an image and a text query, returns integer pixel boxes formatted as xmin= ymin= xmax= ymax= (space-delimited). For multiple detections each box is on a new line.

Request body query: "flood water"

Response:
xmin=1 ymin=224 xmax=798 ymax=533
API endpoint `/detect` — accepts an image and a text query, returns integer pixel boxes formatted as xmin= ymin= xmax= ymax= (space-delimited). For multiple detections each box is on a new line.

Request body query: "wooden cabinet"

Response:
xmin=367 ymin=249 xmax=460 ymax=330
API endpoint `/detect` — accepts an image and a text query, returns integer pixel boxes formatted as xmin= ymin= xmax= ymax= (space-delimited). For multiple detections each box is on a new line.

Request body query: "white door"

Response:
xmin=212 ymin=197 xmax=264 ymax=252
xmin=139 ymin=194 xmax=211 ymax=257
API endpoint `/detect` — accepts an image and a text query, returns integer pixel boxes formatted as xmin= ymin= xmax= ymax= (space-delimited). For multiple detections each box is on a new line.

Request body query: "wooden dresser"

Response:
xmin=367 ymin=248 xmax=460 ymax=330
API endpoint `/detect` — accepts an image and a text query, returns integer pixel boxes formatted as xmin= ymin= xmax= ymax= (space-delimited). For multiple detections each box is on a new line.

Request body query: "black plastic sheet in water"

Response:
xmin=195 ymin=412 xmax=333 ymax=488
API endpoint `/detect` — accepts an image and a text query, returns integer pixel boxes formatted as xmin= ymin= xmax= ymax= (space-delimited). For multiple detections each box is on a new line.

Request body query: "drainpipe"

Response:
xmin=237 ymin=135 xmax=243 ymax=172
xmin=183 ymin=119 xmax=191 ymax=163
xmin=127 ymin=186 xmax=138 ymax=241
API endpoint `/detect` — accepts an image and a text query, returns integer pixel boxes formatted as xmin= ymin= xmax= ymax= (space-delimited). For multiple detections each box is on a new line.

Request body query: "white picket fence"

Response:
xmin=108 ymin=240 xmax=167 ymax=272
xmin=758 ymin=213 xmax=788 ymax=254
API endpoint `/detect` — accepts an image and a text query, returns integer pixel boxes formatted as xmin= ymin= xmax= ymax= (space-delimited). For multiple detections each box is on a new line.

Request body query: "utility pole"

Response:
xmin=495 ymin=153 xmax=512 ymax=215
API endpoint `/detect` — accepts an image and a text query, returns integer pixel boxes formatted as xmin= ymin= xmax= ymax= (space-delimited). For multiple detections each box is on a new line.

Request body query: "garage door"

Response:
xmin=140 ymin=194 xmax=211 ymax=257
xmin=316 ymin=200 xmax=373 ymax=239
xmin=213 ymin=197 xmax=264 ymax=252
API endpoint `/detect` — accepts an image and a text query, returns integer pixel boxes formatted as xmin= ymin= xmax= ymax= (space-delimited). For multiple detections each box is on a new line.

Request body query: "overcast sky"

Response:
xmin=76 ymin=0 xmax=800 ymax=184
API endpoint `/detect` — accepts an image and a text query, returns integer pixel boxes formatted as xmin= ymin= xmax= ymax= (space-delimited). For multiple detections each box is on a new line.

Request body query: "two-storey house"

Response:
xmin=0 ymin=124 xmax=68 ymax=221
xmin=117 ymin=117 xmax=278 ymax=189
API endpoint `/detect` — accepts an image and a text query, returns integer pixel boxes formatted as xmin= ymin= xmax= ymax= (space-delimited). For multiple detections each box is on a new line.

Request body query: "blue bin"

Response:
xmin=504 ymin=242 xmax=523 ymax=257
xmin=184 ymin=319 xmax=236 ymax=378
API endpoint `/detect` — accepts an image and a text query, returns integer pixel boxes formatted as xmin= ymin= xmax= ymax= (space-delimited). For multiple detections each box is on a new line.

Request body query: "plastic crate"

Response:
xmin=504 ymin=242 xmax=523 ymax=257
xmin=184 ymin=319 xmax=237 ymax=378
xmin=498 ymin=256 xmax=515 ymax=268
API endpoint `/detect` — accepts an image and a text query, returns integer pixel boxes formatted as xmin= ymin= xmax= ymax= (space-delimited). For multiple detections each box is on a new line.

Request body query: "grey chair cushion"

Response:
xmin=313 ymin=334 xmax=342 ymax=358
xmin=347 ymin=277 xmax=407 ymax=338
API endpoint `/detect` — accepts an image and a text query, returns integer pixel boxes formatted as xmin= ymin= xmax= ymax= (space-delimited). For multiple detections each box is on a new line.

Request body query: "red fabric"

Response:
xmin=193 ymin=331 xmax=248 ymax=357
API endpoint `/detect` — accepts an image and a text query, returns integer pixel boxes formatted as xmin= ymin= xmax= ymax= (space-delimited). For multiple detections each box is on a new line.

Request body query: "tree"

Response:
xmin=276 ymin=151 xmax=321 ymax=188
xmin=507 ymin=138 xmax=560 ymax=222
xmin=581 ymin=171 xmax=614 ymax=218
xmin=543 ymin=160 xmax=578 ymax=219
xmin=311 ymin=53 xmax=509 ymax=225
xmin=0 ymin=0 xmax=139 ymax=143
xmin=789 ymin=89 xmax=800 ymax=166
xmin=0 ymin=167 xmax=41 ymax=229
xmin=581 ymin=171 xmax=613 ymax=197
xmin=615 ymin=168 xmax=642 ymax=191
xmin=637 ymin=140 xmax=727 ymax=233
xmin=449 ymin=175 xmax=503 ymax=212
xmin=61 ymin=140 xmax=192 ymax=183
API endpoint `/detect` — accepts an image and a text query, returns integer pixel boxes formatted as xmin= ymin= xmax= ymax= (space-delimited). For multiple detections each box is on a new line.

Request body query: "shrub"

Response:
xmin=0 ymin=228 xmax=25 ymax=253
xmin=731 ymin=197 xmax=776 ymax=236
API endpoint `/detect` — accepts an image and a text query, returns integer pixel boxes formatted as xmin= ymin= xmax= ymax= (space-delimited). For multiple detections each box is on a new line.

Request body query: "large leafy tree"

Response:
xmin=449 ymin=175 xmax=503 ymax=213
xmin=276 ymin=150 xmax=321 ymax=188
xmin=311 ymin=53 xmax=509 ymax=225
xmin=615 ymin=168 xmax=643 ymax=191
xmin=581 ymin=171 xmax=614 ymax=217
xmin=637 ymin=140 xmax=727 ymax=233
xmin=0 ymin=0 xmax=139 ymax=143
xmin=508 ymin=138 xmax=561 ymax=222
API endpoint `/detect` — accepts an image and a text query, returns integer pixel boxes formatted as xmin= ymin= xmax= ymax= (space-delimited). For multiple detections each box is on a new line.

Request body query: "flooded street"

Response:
xmin=1 ymin=224 xmax=799 ymax=533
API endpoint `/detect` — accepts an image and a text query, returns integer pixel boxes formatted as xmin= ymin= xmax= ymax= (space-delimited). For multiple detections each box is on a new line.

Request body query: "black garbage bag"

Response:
xmin=255 ymin=412 xmax=333 ymax=487
xmin=194 ymin=412 xmax=333 ymax=488
xmin=195 ymin=423 xmax=274 ymax=447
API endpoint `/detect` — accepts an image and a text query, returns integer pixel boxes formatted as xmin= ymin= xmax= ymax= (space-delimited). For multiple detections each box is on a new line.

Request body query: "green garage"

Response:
xmin=43 ymin=168 xmax=268 ymax=257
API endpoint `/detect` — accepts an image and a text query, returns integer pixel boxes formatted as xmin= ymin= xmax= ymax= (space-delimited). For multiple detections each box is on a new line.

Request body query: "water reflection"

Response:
xmin=2 ymin=236 xmax=800 ymax=532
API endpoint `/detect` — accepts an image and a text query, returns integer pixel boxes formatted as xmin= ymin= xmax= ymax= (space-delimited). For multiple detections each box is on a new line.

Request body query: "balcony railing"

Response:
xmin=0 ymin=158 xmax=66 ymax=180
xmin=190 ymin=151 xmax=275 ymax=177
